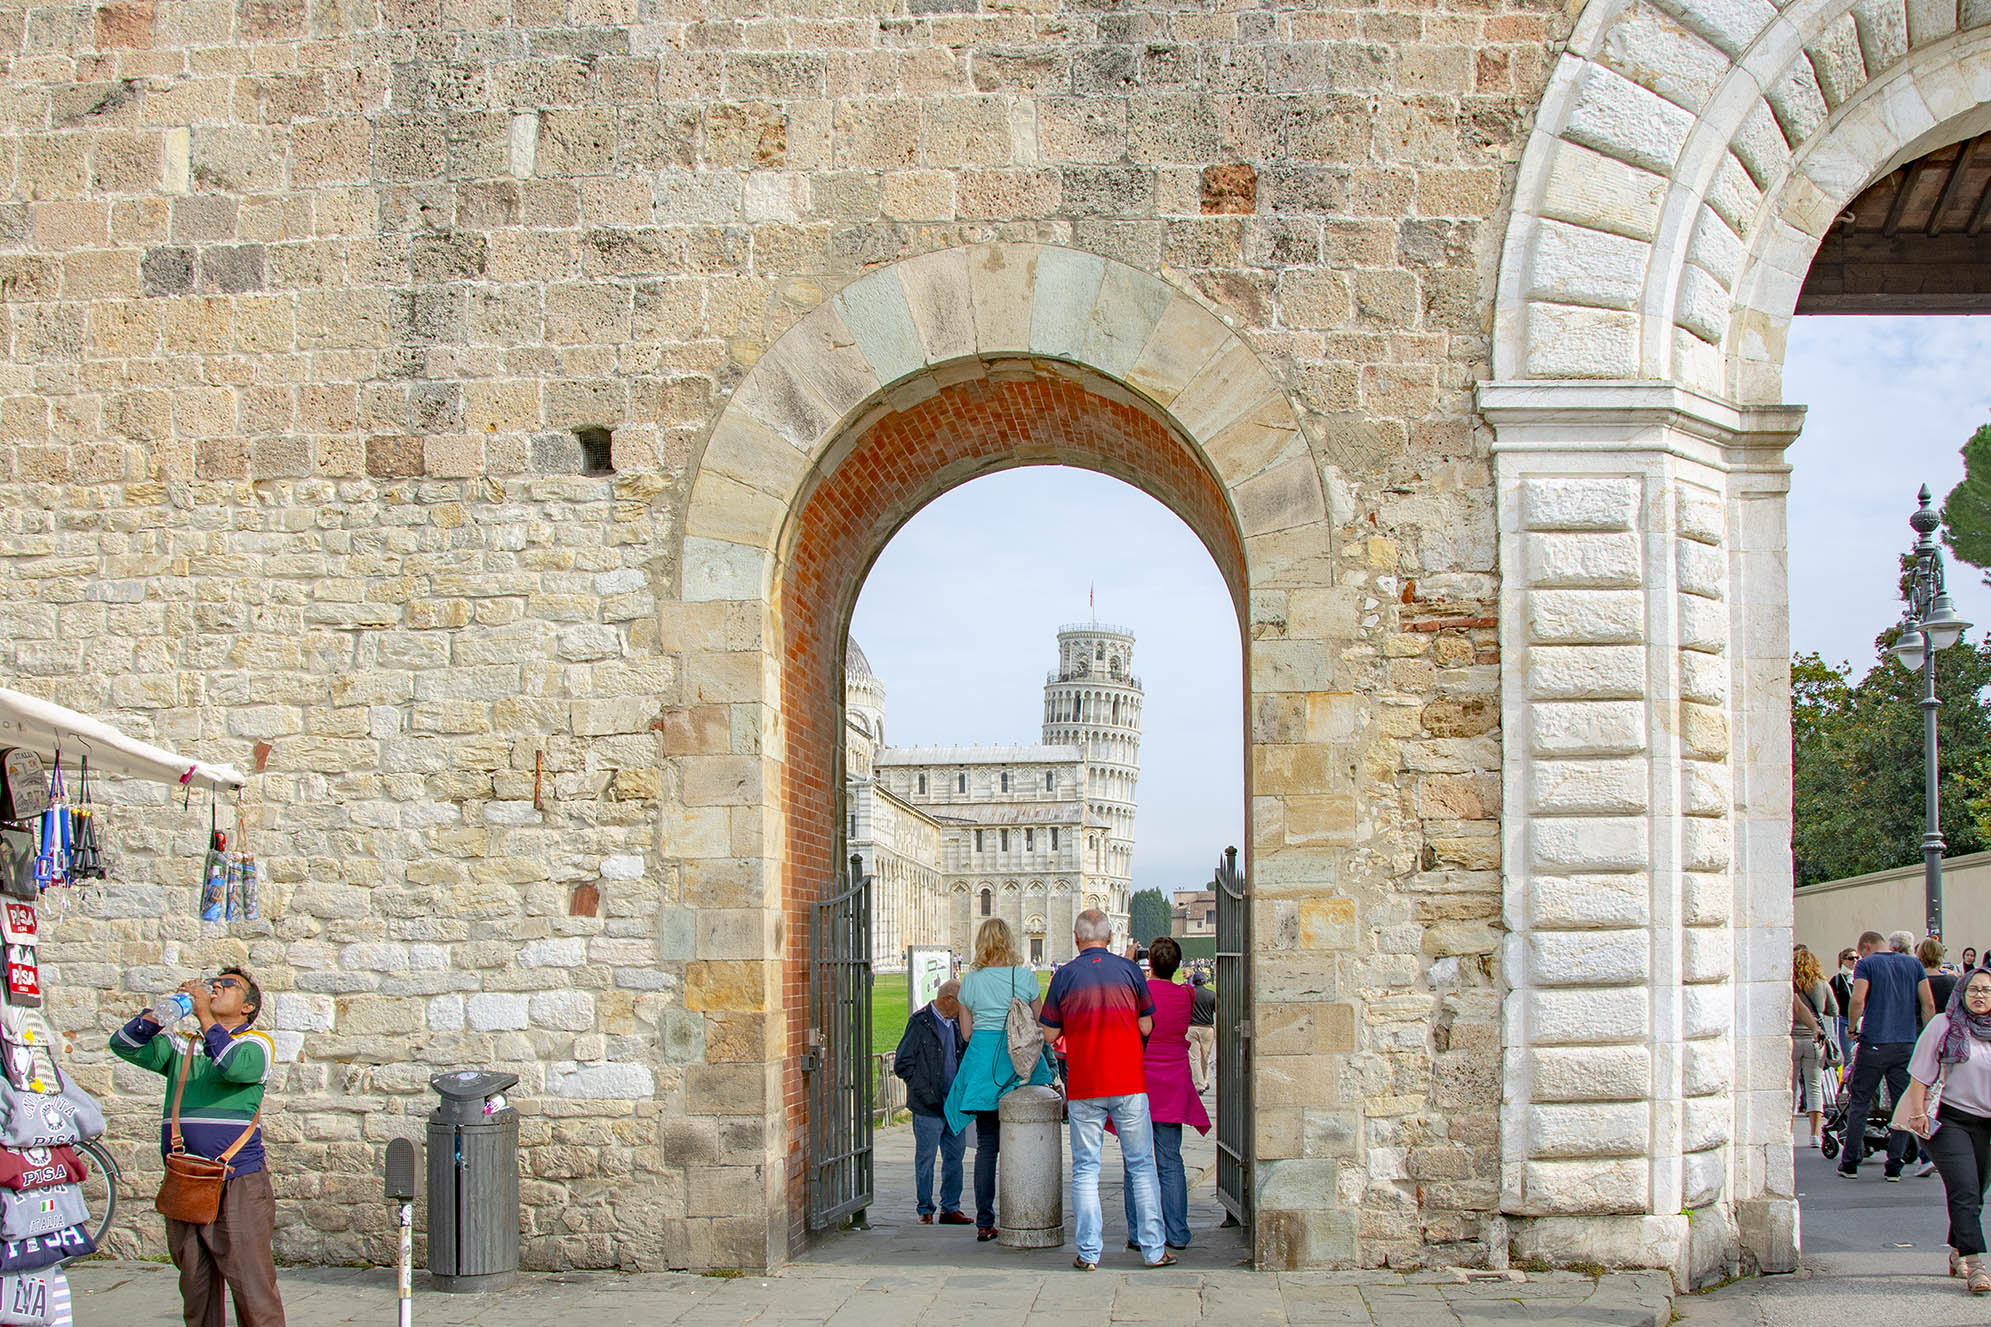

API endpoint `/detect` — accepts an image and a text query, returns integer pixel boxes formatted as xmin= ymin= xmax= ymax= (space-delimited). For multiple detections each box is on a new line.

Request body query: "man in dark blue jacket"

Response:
xmin=893 ymin=979 xmax=970 ymax=1224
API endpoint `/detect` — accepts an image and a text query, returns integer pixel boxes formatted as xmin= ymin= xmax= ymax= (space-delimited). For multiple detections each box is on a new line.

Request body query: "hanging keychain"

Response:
xmin=32 ymin=750 xmax=60 ymax=893
xmin=199 ymin=795 xmax=226 ymax=922
xmin=69 ymin=756 xmax=101 ymax=881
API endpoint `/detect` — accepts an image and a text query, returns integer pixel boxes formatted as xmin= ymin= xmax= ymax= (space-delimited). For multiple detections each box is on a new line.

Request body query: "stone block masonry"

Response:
xmin=0 ymin=0 xmax=1935 ymax=1282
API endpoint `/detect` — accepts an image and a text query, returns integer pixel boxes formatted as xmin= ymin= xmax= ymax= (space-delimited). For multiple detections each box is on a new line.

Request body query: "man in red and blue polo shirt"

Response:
xmin=1039 ymin=909 xmax=1169 ymax=1269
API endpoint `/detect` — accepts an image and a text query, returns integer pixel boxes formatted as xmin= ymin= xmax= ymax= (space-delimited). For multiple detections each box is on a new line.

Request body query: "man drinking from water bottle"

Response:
xmin=110 ymin=968 xmax=285 ymax=1327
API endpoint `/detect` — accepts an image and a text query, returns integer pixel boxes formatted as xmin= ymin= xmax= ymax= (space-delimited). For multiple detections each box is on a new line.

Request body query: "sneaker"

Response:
xmin=1918 ymin=1160 xmax=1939 ymax=1178
xmin=1837 ymin=1166 xmax=1858 ymax=1179
xmin=1884 ymin=1169 xmax=1903 ymax=1182
xmin=1809 ymin=1136 xmax=1821 ymax=1148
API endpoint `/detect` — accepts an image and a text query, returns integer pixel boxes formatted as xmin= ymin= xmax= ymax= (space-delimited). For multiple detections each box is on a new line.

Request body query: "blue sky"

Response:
xmin=1785 ymin=316 xmax=1991 ymax=674
xmin=848 ymin=316 xmax=1991 ymax=897
xmin=850 ymin=467 xmax=1244 ymax=898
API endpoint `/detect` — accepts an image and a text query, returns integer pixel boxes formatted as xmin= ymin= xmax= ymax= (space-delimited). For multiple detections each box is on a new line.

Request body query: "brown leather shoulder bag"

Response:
xmin=153 ymin=1046 xmax=260 ymax=1226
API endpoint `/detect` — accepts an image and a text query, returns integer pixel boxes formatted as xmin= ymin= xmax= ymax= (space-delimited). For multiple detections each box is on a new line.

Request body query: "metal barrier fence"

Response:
xmin=873 ymin=1052 xmax=906 ymax=1126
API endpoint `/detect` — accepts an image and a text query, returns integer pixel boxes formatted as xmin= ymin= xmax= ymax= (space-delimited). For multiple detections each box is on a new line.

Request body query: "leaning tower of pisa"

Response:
xmin=1041 ymin=623 xmax=1141 ymax=939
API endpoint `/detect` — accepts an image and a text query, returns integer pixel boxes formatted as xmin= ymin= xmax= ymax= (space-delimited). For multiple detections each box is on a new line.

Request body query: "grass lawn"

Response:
xmin=870 ymin=968 xmax=1053 ymax=1056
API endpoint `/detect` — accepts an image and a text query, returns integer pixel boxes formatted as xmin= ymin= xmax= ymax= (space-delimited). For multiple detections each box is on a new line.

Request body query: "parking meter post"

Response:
xmin=384 ymin=1136 xmax=417 ymax=1327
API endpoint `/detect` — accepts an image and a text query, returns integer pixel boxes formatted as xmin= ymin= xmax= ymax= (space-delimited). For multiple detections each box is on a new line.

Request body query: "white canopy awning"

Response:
xmin=0 ymin=688 xmax=246 ymax=791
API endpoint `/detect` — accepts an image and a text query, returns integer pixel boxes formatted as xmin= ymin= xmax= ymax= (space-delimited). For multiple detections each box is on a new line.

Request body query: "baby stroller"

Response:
xmin=1818 ymin=1063 xmax=1918 ymax=1164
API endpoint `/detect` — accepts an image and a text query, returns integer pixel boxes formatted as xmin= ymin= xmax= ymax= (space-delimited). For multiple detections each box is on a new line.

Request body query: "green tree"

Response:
xmin=1128 ymin=888 xmax=1171 ymax=946
xmin=1793 ymin=636 xmax=1991 ymax=885
xmin=1942 ymin=422 xmax=1991 ymax=576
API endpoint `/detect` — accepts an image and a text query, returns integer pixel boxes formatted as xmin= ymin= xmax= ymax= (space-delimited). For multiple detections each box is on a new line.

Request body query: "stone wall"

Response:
xmin=0 ymin=0 xmax=1572 ymax=1275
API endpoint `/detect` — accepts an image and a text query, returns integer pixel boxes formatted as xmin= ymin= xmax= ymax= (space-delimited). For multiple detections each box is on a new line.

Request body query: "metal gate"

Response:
xmin=806 ymin=853 xmax=873 ymax=1231
xmin=1213 ymin=844 xmax=1252 ymax=1232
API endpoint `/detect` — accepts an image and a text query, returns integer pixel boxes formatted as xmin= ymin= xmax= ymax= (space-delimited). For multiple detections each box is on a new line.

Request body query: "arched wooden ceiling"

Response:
xmin=1798 ymin=133 xmax=1991 ymax=314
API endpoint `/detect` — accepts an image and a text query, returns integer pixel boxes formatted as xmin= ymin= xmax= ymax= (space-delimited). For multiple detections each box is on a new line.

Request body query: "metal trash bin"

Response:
xmin=997 ymin=1084 xmax=1065 ymax=1248
xmin=425 ymin=1069 xmax=520 ymax=1292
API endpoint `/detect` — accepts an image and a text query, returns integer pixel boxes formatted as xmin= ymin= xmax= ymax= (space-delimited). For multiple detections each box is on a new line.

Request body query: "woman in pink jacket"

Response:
xmin=1122 ymin=936 xmax=1211 ymax=1250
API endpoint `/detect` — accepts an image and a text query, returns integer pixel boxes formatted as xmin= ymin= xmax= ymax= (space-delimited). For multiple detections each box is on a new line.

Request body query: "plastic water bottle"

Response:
xmin=158 ymin=992 xmax=193 ymax=1021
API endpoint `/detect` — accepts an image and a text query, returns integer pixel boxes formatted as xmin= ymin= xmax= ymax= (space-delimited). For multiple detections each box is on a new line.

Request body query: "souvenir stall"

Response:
xmin=0 ymin=689 xmax=244 ymax=1326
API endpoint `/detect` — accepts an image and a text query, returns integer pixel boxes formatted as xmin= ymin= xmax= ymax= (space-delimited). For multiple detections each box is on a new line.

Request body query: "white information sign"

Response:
xmin=908 ymin=946 xmax=952 ymax=1011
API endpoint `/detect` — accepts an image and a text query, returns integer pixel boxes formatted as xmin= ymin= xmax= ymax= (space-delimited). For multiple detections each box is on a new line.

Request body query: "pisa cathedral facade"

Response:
xmin=7 ymin=0 xmax=1991 ymax=1286
xmin=843 ymin=624 xmax=1139 ymax=970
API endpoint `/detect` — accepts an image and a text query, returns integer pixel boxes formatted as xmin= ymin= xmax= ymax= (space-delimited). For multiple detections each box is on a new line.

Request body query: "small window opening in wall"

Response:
xmin=1050 ymin=827 xmax=1059 ymax=850
xmin=576 ymin=426 xmax=615 ymax=475
xmin=957 ymin=773 xmax=967 ymax=794
xmin=1000 ymin=771 xmax=1010 ymax=792
xmin=917 ymin=773 xmax=928 ymax=795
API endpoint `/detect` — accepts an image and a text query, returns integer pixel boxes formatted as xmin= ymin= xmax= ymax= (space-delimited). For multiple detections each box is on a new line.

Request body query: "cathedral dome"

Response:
xmin=847 ymin=639 xmax=876 ymax=681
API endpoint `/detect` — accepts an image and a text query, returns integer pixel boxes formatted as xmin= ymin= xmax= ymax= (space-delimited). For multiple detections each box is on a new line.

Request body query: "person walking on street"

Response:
xmin=1841 ymin=929 xmax=1936 ymax=1180
xmin=1924 ymin=938 xmax=1958 ymax=1017
xmin=1039 ymin=909 xmax=1170 ymax=1271
xmin=1895 ymin=967 xmax=1991 ymax=1293
xmin=1794 ymin=947 xmax=1837 ymax=1147
xmin=1186 ymin=972 xmax=1216 ymax=1095
xmin=1831 ymin=948 xmax=1859 ymax=1065
xmin=1915 ymin=937 xmax=1959 ymax=1176
xmin=1963 ymin=947 xmax=1980 ymax=972
xmin=110 ymin=967 xmax=285 ymax=1327
xmin=893 ymin=978 xmax=971 ymax=1226
xmin=1121 ymin=937 xmax=1209 ymax=1251
xmin=942 ymin=919 xmax=1054 ymax=1242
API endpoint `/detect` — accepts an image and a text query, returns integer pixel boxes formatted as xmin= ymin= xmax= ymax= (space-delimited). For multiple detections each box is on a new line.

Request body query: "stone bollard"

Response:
xmin=997 ymin=1084 xmax=1065 ymax=1248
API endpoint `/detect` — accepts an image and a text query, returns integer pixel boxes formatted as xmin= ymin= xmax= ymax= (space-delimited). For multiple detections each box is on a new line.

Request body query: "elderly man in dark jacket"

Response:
xmin=893 ymin=978 xmax=971 ymax=1224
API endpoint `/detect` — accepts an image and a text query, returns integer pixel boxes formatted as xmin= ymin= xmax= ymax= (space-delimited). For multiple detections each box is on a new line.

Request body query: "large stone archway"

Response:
xmin=1485 ymin=0 xmax=1991 ymax=1285
xmin=670 ymin=244 xmax=1355 ymax=1267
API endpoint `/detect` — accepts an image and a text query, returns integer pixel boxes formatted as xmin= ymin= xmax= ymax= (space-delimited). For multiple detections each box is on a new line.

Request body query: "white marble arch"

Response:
xmin=1495 ymin=0 xmax=1991 ymax=399
xmin=1484 ymin=0 xmax=1991 ymax=1289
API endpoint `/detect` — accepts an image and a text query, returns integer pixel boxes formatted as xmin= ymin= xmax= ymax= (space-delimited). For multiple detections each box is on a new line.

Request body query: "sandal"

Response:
xmin=1072 ymin=1257 xmax=1096 ymax=1271
xmin=1953 ymin=1247 xmax=1964 ymax=1277
xmin=1970 ymin=1259 xmax=1991 ymax=1295
xmin=1144 ymin=1252 xmax=1178 ymax=1268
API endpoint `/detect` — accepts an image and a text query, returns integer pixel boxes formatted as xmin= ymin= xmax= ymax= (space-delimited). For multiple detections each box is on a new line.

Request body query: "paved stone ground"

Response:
xmin=65 ymin=1114 xmax=1674 ymax=1324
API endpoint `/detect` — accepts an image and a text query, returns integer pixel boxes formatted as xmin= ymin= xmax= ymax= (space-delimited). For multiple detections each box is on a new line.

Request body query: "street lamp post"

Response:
xmin=1890 ymin=485 xmax=1974 ymax=941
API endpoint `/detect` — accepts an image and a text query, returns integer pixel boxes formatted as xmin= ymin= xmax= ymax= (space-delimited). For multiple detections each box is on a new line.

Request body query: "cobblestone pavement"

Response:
xmin=67 ymin=1115 xmax=1675 ymax=1324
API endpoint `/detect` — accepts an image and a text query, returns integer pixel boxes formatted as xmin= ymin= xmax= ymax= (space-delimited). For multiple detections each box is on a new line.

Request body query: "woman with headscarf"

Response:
xmin=1898 ymin=966 xmax=1991 ymax=1294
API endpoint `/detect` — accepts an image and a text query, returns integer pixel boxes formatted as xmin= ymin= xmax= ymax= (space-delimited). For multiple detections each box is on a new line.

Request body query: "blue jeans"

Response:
xmin=1123 ymin=1121 xmax=1189 ymax=1247
xmin=911 ymin=1110 xmax=966 ymax=1217
xmin=1070 ymin=1093 xmax=1163 ymax=1263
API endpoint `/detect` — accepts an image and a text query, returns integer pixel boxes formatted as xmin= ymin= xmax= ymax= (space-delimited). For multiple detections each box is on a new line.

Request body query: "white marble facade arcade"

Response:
xmin=844 ymin=627 xmax=1139 ymax=970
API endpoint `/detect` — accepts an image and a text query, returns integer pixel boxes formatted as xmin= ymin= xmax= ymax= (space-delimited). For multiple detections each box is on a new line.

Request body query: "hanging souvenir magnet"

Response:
xmin=4 ymin=945 xmax=41 ymax=1008
xmin=0 ymin=902 xmax=35 ymax=949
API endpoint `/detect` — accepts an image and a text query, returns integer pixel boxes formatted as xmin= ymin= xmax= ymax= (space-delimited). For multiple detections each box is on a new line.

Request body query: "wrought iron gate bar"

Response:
xmin=1213 ymin=845 xmax=1252 ymax=1234
xmin=807 ymin=854 xmax=874 ymax=1231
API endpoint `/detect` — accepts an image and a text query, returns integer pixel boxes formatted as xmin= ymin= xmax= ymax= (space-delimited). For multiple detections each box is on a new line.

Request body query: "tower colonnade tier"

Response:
xmin=1041 ymin=625 xmax=1141 ymax=931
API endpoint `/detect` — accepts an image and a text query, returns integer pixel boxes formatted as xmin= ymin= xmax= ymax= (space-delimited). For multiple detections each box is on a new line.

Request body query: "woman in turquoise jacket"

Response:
xmin=942 ymin=917 xmax=1055 ymax=1239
